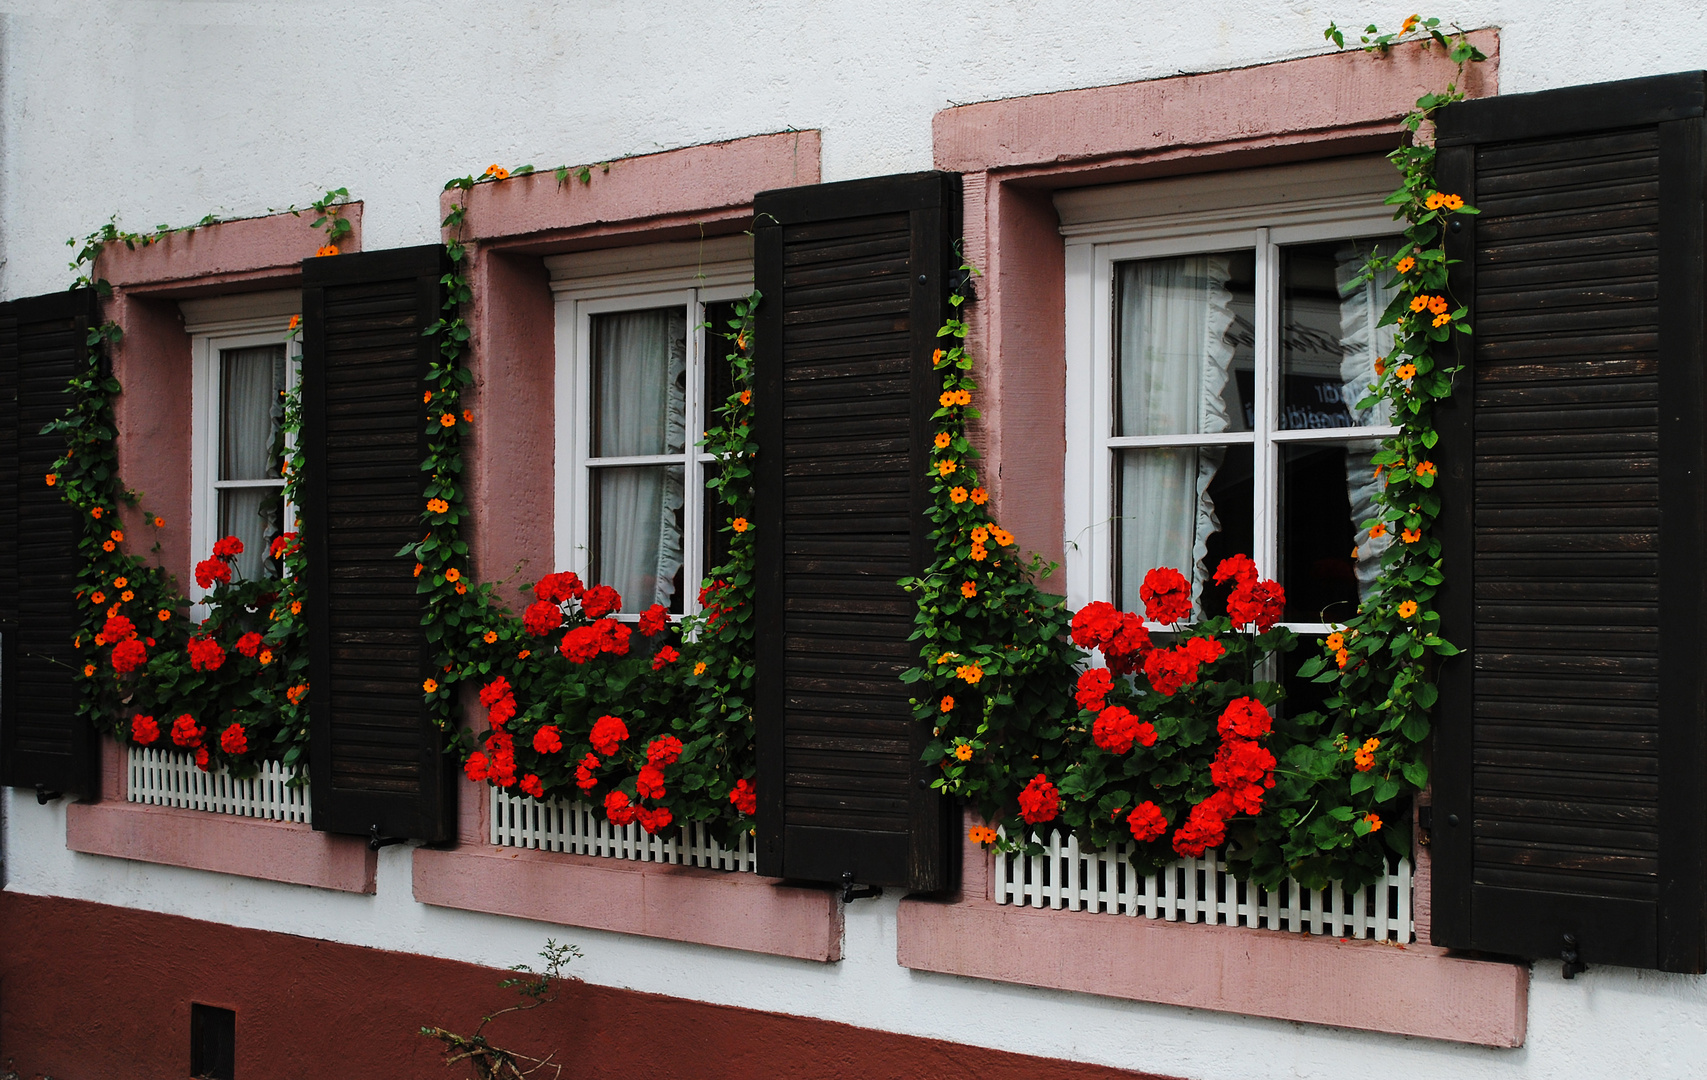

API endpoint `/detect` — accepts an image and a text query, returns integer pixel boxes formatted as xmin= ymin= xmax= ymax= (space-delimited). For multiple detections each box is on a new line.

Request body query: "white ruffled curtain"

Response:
xmin=1334 ymin=247 xmax=1400 ymax=601
xmin=1115 ymin=255 xmax=1237 ymax=614
xmin=218 ymin=344 xmax=286 ymax=581
xmin=591 ymin=308 xmax=687 ymax=612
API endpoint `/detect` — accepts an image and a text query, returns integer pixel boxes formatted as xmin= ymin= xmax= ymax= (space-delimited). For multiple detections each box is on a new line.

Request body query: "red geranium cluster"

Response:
xmin=1142 ymin=634 xmax=1224 ymax=697
xmin=532 ymin=725 xmax=562 ymax=754
xmin=580 ymin=585 xmax=621 ymax=619
xmin=235 ymin=632 xmax=263 ymax=658
xmin=170 ymin=714 xmax=204 ymax=748
xmin=728 ymin=778 xmax=757 ymax=816
xmin=1126 ymin=800 xmax=1169 ymax=844
xmin=1091 ymin=704 xmax=1156 ymax=755
xmin=220 ymin=722 xmax=248 ymax=755
xmin=1069 ymin=601 xmax=1152 ymax=675
xmin=1173 ymin=696 xmax=1277 ymax=857
xmin=269 ymin=532 xmax=299 ymax=560
xmin=574 ymin=753 xmax=601 ymax=792
xmin=131 ymin=714 xmax=159 ymax=745
xmin=535 ymin=572 xmax=583 ymax=604
xmin=186 ymin=636 xmax=225 ymax=672
xmin=105 ymin=614 xmax=147 ymax=673
xmin=651 ymin=645 xmax=679 ymax=671
xmin=637 ymin=604 xmax=670 ymax=636
xmin=480 ymin=676 xmax=517 ymax=728
xmin=1215 ymin=555 xmax=1285 ymax=631
xmin=699 ymin=580 xmax=737 ymax=630
xmin=194 ymin=534 xmax=245 ymax=590
xmin=211 ymin=536 xmax=244 ymax=559
xmin=1017 ymin=773 xmax=1060 ymax=825
xmin=1074 ymin=668 xmax=1113 ymax=712
xmin=561 ymin=617 xmax=631 ymax=664
xmin=1139 ymin=567 xmax=1192 ymax=624
xmin=589 ymin=715 xmax=628 ymax=757
xmin=522 ymin=601 xmax=562 ymax=637
xmin=464 ymin=730 xmax=518 ymax=788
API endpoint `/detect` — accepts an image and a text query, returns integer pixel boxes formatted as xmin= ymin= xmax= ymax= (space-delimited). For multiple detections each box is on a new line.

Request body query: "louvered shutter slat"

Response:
xmin=0 ymin=289 xmax=100 ymax=796
xmin=303 ymin=246 xmax=453 ymax=842
xmin=753 ymin=172 xmax=959 ymax=891
xmin=1434 ymin=71 xmax=1707 ymax=973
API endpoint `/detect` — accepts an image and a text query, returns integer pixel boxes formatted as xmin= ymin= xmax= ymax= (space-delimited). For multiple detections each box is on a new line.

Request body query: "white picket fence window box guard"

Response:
xmin=490 ymin=787 xmax=756 ymax=873
xmin=126 ymin=744 xmax=310 ymax=824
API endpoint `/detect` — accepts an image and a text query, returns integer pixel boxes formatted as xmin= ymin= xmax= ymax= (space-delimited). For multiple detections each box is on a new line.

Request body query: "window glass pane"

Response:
xmin=591 ymin=307 xmax=687 ymax=457
xmin=701 ymin=301 xmax=738 ymax=581
xmin=1114 ymin=251 xmax=1254 ymax=437
xmin=218 ymin=486 xmax=280 ymax=582
xmin=1115 ymin=444 xmax=1253 ymax=617
xmin=219 ymin=344 xmax=286 ymax=481
xmin=591 ymin=464 xmax=684 ymax=614
xmin=1279 ymin=237 xmax=1403 ymax=430
xmin=1278 ymin=439 xmax=1386 ymax=623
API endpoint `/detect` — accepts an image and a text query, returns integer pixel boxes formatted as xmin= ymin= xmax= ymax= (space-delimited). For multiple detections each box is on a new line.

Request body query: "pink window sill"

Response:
xmin=413 ymin=844 xmax=842 ymax=962
xmin=65 ymin=800 xmax=376 ymax=894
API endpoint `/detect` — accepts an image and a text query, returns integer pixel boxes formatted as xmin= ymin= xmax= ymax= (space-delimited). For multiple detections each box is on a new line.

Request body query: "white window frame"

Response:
xmin=182 ymin=291 xmax=300 ymax=612
xmin=549 ymin=237 xmax=752 ymax=618
xmin=1061 ymin=158 xmax=1404 ymax=634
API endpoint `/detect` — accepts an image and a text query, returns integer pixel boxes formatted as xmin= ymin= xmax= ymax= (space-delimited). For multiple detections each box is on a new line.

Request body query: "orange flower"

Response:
xmin=939 ymin=391 xmax=956 ymax=408
xmin=44 ymin=473 xmax=57 ymax=486
xmin=1326 ymin=632 xmax=1345 ymax=651
xmin=1416 ymin=461 xmax=1437 ymax=477
xmin=732 ymin=517 xmax=750 ymax=533
xmin=102 ymin=540 xmax=115 ymax=552
xmin=483 ymin=630 xmax=498 ymax=644
xmin=1401 ymin=14 xmax=1420 ymax=32
xmin=445 ymin=568 xmax=461 ymax=583
xmin=486 ymin=164 xmax=510 ymax=180
xmin=960 ymin=581 xmax=977 ymax=598
xmin=157 ymin=609 xmax=171 ymax=622
xmin=934 ymin=432 xmax=951 ymax=450
xmin=423 ymin=678 xmax=439 ymax=693
xmin=693 ymin=661 xmax=708 ymax=676
xmin=316 ymin=244 xmax=339 ymax=257
xmin=1443 ymin=194 xmax=1464 ymax=211
xmin=970 ymin=527 xmax=990 ymax=544
xmin=1397 ymin=600 xmax=1419 ymax=619
xmin=440 ymin=413 xmax=456 ymax=427
xmin=463 ymin=409 xmax=473 ymax=423
xmin=154 ymin=516 xmax=164 ymax=527
xmin=968 ymin=825 xmax=999 ymax=845
xmin=1363 ymin=812 xmax=1383 ymax=833
xmin=1433 ymin=313 xmax=1452 ymax=328
xmin=83 ymin=663 xmax=97 ymax=677
xmin=259 ymin=650 xmax=273 ymax=665
xmin=114 ymin=577 xmax=127 ymax=588
xmin=1427 ymin=296 xmax=1448 ymax=315
xmin=1395 ymin=363 xmax=1417 ymax=381
xmin=932 ymin=349 xmax=945 ymax=365
xmin=1394 ymin=256 xmax=1415 ymax=274
xmin=455 ymin=582 xmax=467 ymax=595
xmin=991 ymin=527 xmax=1013 ymax=547
xmin=414 ymin=562 xmax=424 ymax=577
xmin=120 ymin=590 xmax=134 ymax=602
xmin=1368 ymin=522 xmax=1388 ymax=539
xmin=91 ymin=591 xmax=106 ymax=605
xmin=288 ymin=314 xmax=301 ymax=330
xmin=952 ymin=389 xmax=971 ymax=406
xmin=290 ymin=600 xmax=302 ymax=615
xmin=970 ymin=543 xmax=988 ymax=561
xmin=518 ymin=649 xmax=532 ymax=660
xmin=1402 ymin=528 xmax=1422 ymax=544
xmin=110 ymin=529 xmax=124 ymax=543
xmin=1374 ymin=357 xmax=1386 ymax=377
xmin=739 ymin=389 xmax=752 ymax=405
xmin=1424 ymin=192 xmax=1445 ymax=210
xmin=287 ymin=684 xmax=309 ymax=705
xmin=954 ymin=743 xmax=974 ymax=761
xmin=970 ymin=488 xmax=989 ymax=505
xmin=938 ymin=460 xmax=957 ymax=477
xmin=940 ymin=695 xmax=955 ymax=712
xmin=91 ymin=507 xmax=103 ymax=519
xmin=423 ymin=391 xmax=433 ymax=403
xmin=1335 ymin=647 xmax=1351 ymax=669
xmin=427 ymin=498 xmax=449 ymax=514
xmin=955 ymin=662 xmax=984 ymax=684
xmin=949 ymin=486 xmax=969 ymax=504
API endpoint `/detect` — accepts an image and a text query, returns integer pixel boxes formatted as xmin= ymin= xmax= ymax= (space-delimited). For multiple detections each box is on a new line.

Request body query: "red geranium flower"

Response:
xmin=595 ymin=618 xmax=631 ymax=657
xmin=1139 ymin=567 xmax=1192 ymax=625
xmin=520 ymin=774 xmax=545 ymax=799
xmin=1069 ymin=601 xmax=1122 ymax=650
xmin=728 ymin=778 xmax=757 ymax=815
xmin=534 ymin=571 xmax=584 ymax=604
xmin=604 ymin=789 xmax=638 ymax=826
xmin=589 ymin=715 xmax=628 ymax=757
xmin=574 ymin=753 xmax=601 ymax=792
xmin=1142 ymin=646 xmax=1199 ymax=697
xmin=1217 ymin=697 xmax=1272 ymax=740
xmin=1227 ymin=577 xmax=1286 ymax=631
xmin=560 ymin=625 xmax=601 ymax=663
xmin=1092 ymin=705 xmax=1140 ymax=754
xmin=480 ymin=677 xmax=517 ymax=728
xmin=637 ymin=603 xmax=670 ymax=636
xmin=195 ymin=746 xmax=211 ymax=771
xmin=651 ymin=645 xmax=679 ymax=671
xmin=111 ymin=639 xmax=148 ymax=674
xmin=211 ymin=535 xmax=244 ymax=559
xmin=130 ymin=714 xmax=159 ymax=745
xmin=1212 ymin=739 xmax=1277 ymax=815
xmin=636 ymin=764 xmax=666 ymax=801
xmin=220 ymin=722 xmax=248 ymax=755
xmin=187 ymin=636 xmax=225 ymax=672
xmin=580 ymin=584 xmax=622 ymax=619
xmin=464 ymin=751 xmax=490 ymax=782
xmin=1127 ymin=801 xmax=1169 ymax=844
xmin=1212 ymin=554 xmax=1258 ymax=587
xmin=532 ymin=725 xmax=563 ymax=754
xmin=1183 ymin=635 xmax=1225 ymax=666
xmin=1172 ymin=790 xmax=1237 ymax=857
xmin=102 ymin=614 xmax=137 ymax=643
xmin=170 ymin=714 xmax=204 ymax=749
xmin=1074 ymin=668 xmax=1113 ymax=712
xmin=522 ymin=600 xmax=563 ymax=637
xmin=636 ymin=805 xmax=673 ymax=835
xmin=270 ymin=532 xmax=298 ymax=560
xmin=236 ymin=632 xmax=263 ymax=658
xmin=647 ymin=736 xmax=683 ymax=767
xmin=1017 ymin=773 xmax=1060 ymax=825
xmin=486 ymin=731 xmax=518 ymax=788
xmin=1101 ymin=612 xmax=1153 ymax=674
xmin=194 ymin=558 xmax=232 ymax=590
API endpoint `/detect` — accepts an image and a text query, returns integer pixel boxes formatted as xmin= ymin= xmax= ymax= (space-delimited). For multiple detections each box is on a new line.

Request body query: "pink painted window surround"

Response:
xmin=409 ymin=131 xmax=845 ymax=961
xmin=899 ymin=37 xmax=1531 ymax=1047
xmin=63 ymin=207 xmax=376 ymax=892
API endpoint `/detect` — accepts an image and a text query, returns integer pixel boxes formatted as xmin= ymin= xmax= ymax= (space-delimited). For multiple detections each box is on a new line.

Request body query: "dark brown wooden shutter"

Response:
xmin=302 ymin=246 xmax=453 ymax=842
xmin=0 ymin=288 xmax=100 ymax=797
xmin=1433 ymin=71 xmax=1707 ymax=972
xmin=752 ymin=172 xmax=959 ymax=891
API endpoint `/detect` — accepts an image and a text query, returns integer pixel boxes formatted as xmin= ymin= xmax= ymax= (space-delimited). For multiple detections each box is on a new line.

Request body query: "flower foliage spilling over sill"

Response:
xmin=915 ymin=18 xmax=1486 ymax=891
xmin=53 ymin=197 xmax=349 ymax=777
xmin=403 ymin=166 xmax=760 ymax=844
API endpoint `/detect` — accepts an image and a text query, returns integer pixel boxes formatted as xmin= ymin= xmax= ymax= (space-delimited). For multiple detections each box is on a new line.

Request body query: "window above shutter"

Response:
xmin=752 ymin=171 xmax=960 ymax=891
xmin=0 ymin=288 xmax=100 ymax=797
xmin=1432 ymin=71 xmax=1707 ymax=973
xmin=302 ymin=246 xmax=453 ymax=843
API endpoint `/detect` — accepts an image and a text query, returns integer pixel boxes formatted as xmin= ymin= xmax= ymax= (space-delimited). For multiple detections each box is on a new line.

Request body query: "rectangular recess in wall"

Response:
xmin=190 ymin=1002 xmax=235 ymax=1080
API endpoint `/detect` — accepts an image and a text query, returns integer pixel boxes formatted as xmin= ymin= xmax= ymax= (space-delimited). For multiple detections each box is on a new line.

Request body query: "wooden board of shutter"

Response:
xmin=0 ymin=288 xmax=100 ymax=797
xmin=1434 ymin=72 xmax=1707 ymax=973
xmin=302 ymin=245 xmax=454 ymax=842
xmin=753 ymin=172 xmax=960 ymax=892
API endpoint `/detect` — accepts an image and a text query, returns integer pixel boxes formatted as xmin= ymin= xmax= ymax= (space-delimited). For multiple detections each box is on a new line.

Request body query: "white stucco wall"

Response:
xmin=4 ymin=2 xmax=1707 ymax=1078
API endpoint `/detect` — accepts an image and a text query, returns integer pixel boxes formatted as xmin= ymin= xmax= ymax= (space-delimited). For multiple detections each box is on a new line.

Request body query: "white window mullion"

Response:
xmin=1252 ymin=229 xmax=1280 ymax=579
xmin=681 ymin=296 xmax=705 ymax=616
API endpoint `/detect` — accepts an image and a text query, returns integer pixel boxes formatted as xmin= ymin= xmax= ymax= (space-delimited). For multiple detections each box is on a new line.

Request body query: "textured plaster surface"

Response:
xmin=4 ymin=2 xmax=1707 ymax=1078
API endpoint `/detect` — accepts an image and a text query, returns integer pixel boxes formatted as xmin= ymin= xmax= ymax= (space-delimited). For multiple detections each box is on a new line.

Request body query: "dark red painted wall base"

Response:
xmin=0 ymin=892 xmax=1171 ymax=1080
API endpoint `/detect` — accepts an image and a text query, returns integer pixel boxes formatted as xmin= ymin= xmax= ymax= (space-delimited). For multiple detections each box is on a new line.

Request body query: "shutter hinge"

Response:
xmin=840 ymin=871 xmax=882 ymax=903
xmin=35 ymin=784 xmax=64 ymax=805
xmin=368 ymin=824 xmax=407 ymax=851
xmin=1561 ymin=933 xmax=1587 ymax=980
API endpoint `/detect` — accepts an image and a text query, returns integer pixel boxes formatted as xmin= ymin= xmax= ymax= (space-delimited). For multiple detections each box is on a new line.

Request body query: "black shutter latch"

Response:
xmin=840 ymin=872 xmax=882 ymax=903
xmin=35 ymin=784 xmax=63 ymax=804
xmin=368 ymin=824 xmax=407 ymax=851
xmin=1561 ymin=934 xmax=1588 ymax=979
